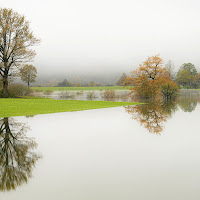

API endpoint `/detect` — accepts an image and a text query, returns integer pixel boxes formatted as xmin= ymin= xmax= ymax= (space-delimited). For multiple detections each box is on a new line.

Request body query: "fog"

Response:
xmin=1 ymin=0 xmax=200 ymax=79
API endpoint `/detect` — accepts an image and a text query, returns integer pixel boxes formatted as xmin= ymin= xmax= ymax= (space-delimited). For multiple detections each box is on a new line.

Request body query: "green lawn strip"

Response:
xmin=0 ymin=98 xmax=139 ymax=118
xmin=31 ymin=86 xmax=132 ymax=91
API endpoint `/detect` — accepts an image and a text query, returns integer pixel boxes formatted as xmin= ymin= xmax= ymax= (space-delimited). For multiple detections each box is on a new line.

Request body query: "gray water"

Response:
xmin=0 ymin=90 xmax=200 ymax=200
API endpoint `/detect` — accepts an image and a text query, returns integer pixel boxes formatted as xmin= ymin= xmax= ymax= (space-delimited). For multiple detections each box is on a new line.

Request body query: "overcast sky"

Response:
xmin=1 ymin=0 xmax=200 ymax=76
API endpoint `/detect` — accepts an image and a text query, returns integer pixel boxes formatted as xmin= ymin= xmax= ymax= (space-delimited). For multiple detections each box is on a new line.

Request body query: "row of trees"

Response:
xmin=57 ymin=79 xmax=101 ymax=87
xmin=117 ymin=62 xmax=200 ymax=90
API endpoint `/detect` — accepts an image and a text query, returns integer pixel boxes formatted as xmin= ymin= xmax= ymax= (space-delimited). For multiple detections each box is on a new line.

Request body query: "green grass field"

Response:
xmin=31 ymin=86 xmax=131 ymax=91
xmin=0 ymin=98 xmax=139 ymax=118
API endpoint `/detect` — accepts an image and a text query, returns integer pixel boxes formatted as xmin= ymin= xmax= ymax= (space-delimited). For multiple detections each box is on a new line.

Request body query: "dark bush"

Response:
xmin=0 ymin=90 xmax=16 ymax=98
xmin=160 ymin=81 xmax=179 ymax=100
xmin=7 ymin=84 xmax=32 ymax=97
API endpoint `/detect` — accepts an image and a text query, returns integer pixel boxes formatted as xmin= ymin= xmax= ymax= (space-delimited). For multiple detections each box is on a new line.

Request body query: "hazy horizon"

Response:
xmin=1 ymin=0 xmax=200 ymax=77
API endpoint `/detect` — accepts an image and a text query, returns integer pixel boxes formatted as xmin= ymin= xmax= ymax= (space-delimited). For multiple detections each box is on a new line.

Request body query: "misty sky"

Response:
xmin=1 ymin=0 xmax=200 ymax=76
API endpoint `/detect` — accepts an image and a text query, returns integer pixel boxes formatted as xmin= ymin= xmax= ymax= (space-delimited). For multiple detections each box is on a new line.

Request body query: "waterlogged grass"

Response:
xmin=31 ymin=86 xmax=131 ymax=91
xmin=0 ymin=98 xmax=139 ymax=117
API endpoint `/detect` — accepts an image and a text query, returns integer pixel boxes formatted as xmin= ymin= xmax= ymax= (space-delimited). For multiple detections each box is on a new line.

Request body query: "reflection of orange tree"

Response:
xmin=0 ymin=118 xmax=41 ymax=191
xmin=125 ymin=100 xmax=177 ymax=134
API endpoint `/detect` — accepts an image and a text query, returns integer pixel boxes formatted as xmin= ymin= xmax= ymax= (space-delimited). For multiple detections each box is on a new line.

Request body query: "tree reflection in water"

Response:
xmin=0 ymin=117 xmax=41 ymax=191
xmin=178 ymin=97 xmax=197 ymax=112
xmin=177 ymin=90 xmax=200 ymax=112
xmin=125 ymin=100 xmax=177 ymax=134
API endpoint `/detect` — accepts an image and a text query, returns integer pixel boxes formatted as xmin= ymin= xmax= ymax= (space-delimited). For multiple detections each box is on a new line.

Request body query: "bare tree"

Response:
xmin=165 ymin=60 xmax=176 ymax=81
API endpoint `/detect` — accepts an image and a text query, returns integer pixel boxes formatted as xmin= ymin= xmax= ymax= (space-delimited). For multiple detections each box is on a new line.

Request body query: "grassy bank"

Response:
xmin=31 ymin=86 xmax=131 ymax=91
xmin=0 ymin=98 xmax=139 ymax=118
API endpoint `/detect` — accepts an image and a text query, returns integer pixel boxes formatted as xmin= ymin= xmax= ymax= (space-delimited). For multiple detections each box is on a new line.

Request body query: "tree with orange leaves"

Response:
xmin=125 ymin=55 xmax=178 ymax=99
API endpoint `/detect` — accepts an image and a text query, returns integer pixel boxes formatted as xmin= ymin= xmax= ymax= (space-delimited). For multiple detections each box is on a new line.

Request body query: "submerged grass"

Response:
xmin=31 ymin=86 xmax=131 ymax=91
xmin=0 ymin=98 xmax=139 ymax=118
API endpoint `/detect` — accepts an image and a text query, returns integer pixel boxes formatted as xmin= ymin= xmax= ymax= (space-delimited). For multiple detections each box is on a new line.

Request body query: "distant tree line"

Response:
xmin=116 ymin=61 xmax=200 ymax=89
xmin=57 ymin=79 xmax=102 ymax=87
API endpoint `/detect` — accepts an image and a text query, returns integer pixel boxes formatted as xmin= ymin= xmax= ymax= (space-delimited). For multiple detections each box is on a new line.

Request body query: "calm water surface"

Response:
xmin=34 ymin=90 xmax=131 ymax=101
xmin=0 ymin=90 xmax=200 ymax=200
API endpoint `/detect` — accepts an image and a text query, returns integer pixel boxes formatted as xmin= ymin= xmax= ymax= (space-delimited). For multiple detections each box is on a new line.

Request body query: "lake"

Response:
xmin=0 ymin=90 xmax=200 ymax=200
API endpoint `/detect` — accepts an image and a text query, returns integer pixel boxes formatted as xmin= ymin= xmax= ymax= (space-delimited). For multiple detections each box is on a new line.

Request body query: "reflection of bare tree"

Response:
xmin=125 ymin=100 xmax=177 ymax=134
xmin=0 ymin=118 xmax=41 ymax=191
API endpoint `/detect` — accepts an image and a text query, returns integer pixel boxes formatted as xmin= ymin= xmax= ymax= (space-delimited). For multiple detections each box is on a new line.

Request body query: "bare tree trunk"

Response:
xmin=3 ymin=75 xmax=8 ymax=96
xmin=28 ymin=81 xmax=30 ymax=88
xmin=2 ymin=61 xmax=9 ymax=96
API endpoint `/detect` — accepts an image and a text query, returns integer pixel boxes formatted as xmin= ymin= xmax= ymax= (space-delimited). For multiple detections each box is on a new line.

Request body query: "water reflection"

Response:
xmin=177 ymin=90 xmax=199 ymax=112
xmin=125 ymin=90 xmax=200 ymax=134
xmin=178 ymin=97 xmax=197 ymax=112
xmin=0 ymin=118 xmax=41 ymax=191
xmin=125 ymin=100 xmax=177 ymax=134
xmin=86 ymin=91 xmax=98 ymax=100
xmin=33 ymin=90 xmax=132 ymax=102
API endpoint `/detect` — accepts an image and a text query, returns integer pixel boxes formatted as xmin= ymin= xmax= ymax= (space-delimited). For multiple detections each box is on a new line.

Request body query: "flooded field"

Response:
xmin=1 ymin=90 xmax=200 ymax=200
xmin=33 ymin=90 xmax=131 ymax=102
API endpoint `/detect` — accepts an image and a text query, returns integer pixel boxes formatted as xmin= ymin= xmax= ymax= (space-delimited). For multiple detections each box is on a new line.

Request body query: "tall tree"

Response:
xmin=0 ymin=8 xmax=40 ymax=96
xmin=179 ymin=63 xmax=197 ymax=76
xmin=176 ymin=69 xmax=192 ymax=88
xmin=125 ymin=55 xmax=177 ymax=99
xmin=19 ymin=64 xmax=37 ymax=87
xmin=176 ymin=63 xmax=197 ymax=88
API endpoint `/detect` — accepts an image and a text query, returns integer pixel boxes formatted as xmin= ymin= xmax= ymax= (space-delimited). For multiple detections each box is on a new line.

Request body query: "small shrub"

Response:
xmin=160 ymin=81 xmax=179 ymax=100
xmin=6 ymin=84 xmax=32 ymax=97
xmin=59 ymin=91 xmax=74 ymax=99
xmin=101 ymin=90 xmax=116 ymax=99
xmin=33 ymin=89 xmax=41 ymax=92
xmin=76 ymin=91 xmax=84 ymax=95
xmin=0 ymin=90 xmax=16 ymax=98
xmin=43 ymin=90 xmax=53 ymax=95
xmin=86 ymin=91 xmax=97 ymax=100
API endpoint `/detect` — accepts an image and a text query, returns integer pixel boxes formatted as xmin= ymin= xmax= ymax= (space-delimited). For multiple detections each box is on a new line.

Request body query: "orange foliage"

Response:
xmin=125 ymin=55 xmax=172 ymax=99
xmin=160 ymin=81 xmax=179 ymax=100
